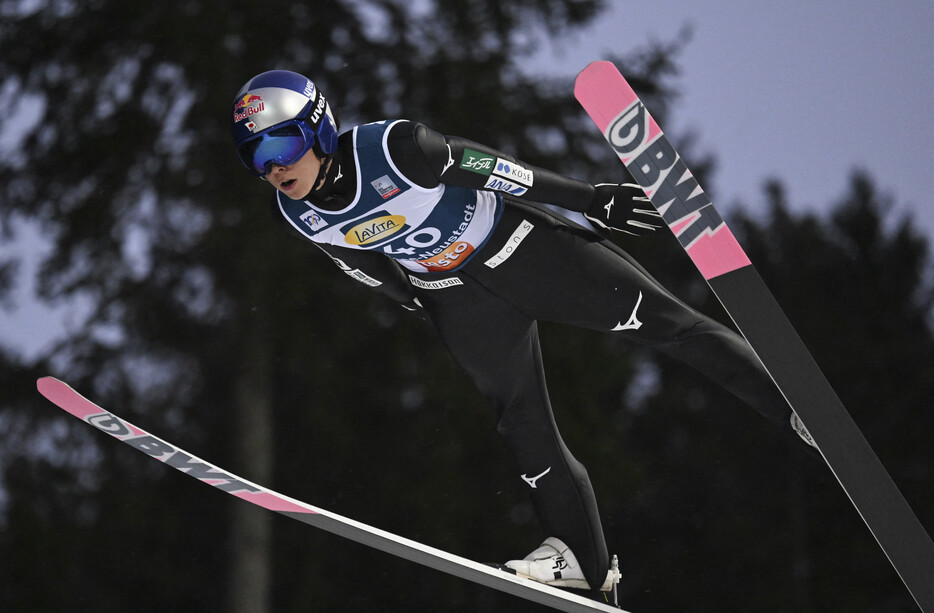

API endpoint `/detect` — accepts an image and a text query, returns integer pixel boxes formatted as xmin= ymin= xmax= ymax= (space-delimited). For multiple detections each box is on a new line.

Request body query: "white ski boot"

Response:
xmin=790 ymin=412 xmax=818 ymax=449
xmin=504 ymin=537 xmax=620 ymax=592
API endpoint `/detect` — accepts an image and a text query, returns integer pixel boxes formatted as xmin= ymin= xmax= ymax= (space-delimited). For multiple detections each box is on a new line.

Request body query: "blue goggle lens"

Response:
xmin=237 ymin=124 xmax=315 ymax=176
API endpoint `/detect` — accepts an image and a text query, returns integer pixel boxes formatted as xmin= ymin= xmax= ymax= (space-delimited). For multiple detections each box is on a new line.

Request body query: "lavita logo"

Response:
xmin=342 ymin=211 xmax=408 ymax=246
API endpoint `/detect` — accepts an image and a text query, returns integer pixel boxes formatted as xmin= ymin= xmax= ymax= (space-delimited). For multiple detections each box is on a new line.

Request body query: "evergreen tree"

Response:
xmin=2 ymin=1 xmax=930 ymax=610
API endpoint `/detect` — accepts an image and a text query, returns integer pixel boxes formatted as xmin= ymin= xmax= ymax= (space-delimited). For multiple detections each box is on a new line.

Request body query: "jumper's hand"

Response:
xmin=585 ymin=183 xmax=663 ymax=236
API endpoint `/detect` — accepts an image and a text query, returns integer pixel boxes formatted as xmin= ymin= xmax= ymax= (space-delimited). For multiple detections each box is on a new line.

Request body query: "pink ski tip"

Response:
xmin=574 ymin=61 xmax=634 ymax=134
xmin=37 ymin=376 xmax=107 ymax=421
xmin=574 ymin=61 xmax=618 ymax=92
xmin=37 ymin=376 xmax=70 ymax=405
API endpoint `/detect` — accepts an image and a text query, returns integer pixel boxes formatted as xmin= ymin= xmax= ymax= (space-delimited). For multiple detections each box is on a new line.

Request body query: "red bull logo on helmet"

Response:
xmin=233 ymin=93 xmax=265 ymax=125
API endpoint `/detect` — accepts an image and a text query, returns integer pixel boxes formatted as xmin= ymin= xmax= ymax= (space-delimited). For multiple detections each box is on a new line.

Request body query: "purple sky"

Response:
xmin=531 ymin=1 xmax=934 ymax=233
xmin=3 ymin=2 xmax=933 ymax=361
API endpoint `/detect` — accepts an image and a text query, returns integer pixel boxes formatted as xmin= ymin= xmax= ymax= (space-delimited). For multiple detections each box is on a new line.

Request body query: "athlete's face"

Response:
xmin=267 ymin=149 xmax=323 ymax=200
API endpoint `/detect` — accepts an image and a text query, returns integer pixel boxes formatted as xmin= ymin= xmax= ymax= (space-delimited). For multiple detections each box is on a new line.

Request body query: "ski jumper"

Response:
xmin=272 ymin=119 xmax=790 ymax=589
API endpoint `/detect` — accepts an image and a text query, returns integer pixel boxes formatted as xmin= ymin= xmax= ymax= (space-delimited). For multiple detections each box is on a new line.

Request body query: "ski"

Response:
xmin=36 ymin=376 xmax=625 ymax=613
xmin=575 ymin=60 xmax=934 ymax=612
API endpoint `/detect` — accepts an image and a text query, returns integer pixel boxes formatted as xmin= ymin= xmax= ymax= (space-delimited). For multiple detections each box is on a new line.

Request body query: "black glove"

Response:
xmin=585 ymin=183 xmax=664 ymax=236
xmin=400 ymin=297 xmax=431 ymax=322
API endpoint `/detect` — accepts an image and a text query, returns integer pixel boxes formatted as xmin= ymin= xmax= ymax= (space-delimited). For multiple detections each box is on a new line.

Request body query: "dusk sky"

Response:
xmin=3 ymin=2 xmax=933 ymax=360
xmin=532 ymin=1 xmax=934 ymax=234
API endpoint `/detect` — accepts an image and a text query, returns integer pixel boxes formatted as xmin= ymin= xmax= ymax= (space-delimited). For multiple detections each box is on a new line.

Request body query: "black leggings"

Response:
xmin=410 ymin=202 xmax=788 ymax=588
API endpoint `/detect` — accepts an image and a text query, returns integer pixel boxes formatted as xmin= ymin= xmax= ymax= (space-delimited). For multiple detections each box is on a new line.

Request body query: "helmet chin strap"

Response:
xmin=313 ymin=154 xmax=334 ymax=191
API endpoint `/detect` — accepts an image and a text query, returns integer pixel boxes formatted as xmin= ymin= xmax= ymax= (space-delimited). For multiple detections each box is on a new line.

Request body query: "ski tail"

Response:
xmin=575 ymin=60 xmax=934 ymax=612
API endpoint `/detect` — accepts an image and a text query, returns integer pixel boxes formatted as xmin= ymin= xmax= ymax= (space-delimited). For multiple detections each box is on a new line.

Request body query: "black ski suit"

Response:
xmin=271 ymin=119 xmax=790 ymax=589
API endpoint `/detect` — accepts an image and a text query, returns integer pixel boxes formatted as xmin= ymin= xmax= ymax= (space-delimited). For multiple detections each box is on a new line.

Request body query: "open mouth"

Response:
xmin=280 ymin=179 xmax=297 ymax=189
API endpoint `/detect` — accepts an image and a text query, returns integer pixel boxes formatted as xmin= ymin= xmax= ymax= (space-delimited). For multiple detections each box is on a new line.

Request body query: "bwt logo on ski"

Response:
xmin=88 ymin=412 xmax=138 ymax=436
xmin=608 ymin=100 xmax=725 ymax=249
xmin=606 ymin=101 xmax=647 ymax=156
xmin=85 ymin=412 xmax=261 ymax=495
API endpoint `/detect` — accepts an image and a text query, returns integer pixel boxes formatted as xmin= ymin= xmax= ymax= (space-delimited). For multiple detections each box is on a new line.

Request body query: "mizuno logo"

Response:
xmin=613 ymin=291 xmax=643 ymax=331
xmin=521 ymin=466 xmax=551 ymax=488
xmin=441 ymin=144 xmax=455 ymax=175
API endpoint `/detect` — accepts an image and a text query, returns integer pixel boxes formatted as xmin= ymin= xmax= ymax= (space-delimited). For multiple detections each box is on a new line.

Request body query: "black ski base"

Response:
xmin=710 ymin=266 xmax=934 ymax=611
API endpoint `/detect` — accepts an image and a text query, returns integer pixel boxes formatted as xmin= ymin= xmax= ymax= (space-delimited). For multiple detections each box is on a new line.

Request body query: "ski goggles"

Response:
xmin=236 ymin=119 xmax=318 ymax=177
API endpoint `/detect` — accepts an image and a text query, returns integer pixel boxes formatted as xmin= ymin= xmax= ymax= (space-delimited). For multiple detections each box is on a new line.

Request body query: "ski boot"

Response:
xmin=791 ymin=412 xmax=818 ymax=449
xmin=504 ymin=537 xmax=621 ymax=593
